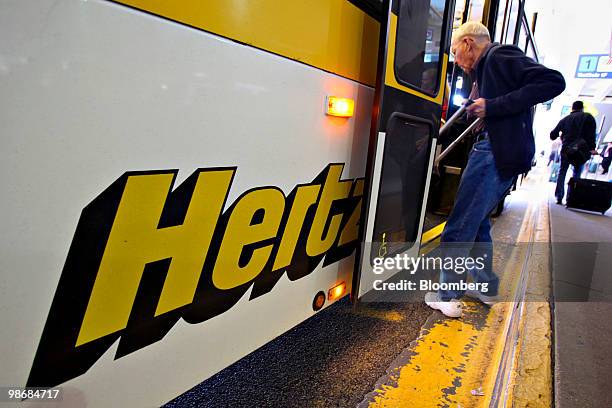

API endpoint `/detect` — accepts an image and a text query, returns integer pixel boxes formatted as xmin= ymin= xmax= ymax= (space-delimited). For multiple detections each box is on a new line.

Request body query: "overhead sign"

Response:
xmin=575 ymin=54 xmax=612 ymax=79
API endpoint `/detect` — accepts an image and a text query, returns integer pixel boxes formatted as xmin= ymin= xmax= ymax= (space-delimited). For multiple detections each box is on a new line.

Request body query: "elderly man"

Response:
xmin=425 ymin=22 xmax=565 ymax=317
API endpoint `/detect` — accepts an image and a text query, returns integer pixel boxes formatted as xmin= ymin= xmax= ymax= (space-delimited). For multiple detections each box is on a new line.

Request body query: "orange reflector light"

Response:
xmin=328 ymin=282 xmax=346 ymax=301
xmin=326 ymin=96 xmax=355 ymax=118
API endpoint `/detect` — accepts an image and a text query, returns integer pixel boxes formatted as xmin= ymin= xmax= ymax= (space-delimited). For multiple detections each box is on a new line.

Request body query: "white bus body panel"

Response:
xmin=0 ymin=1 xmax=372 ymax=406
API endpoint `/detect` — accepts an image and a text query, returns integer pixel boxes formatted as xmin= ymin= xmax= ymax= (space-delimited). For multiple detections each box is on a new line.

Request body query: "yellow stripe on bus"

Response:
xmin=113 ymin=0 xmax=380 ymax=86
xmin=385 ymin=13 xmax=447 ymax=105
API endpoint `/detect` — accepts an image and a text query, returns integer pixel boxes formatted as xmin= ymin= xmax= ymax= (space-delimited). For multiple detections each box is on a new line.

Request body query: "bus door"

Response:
xmin=353 ymin=0 xmax=454 ymax=301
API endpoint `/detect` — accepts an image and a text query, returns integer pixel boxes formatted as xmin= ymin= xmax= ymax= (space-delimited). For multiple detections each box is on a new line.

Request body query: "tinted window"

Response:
xmin=394 ymin=0 xmax=446 ymax=95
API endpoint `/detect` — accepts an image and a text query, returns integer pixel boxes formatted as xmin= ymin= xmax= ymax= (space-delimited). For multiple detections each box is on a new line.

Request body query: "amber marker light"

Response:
xmin=328 ymin=282 xmax=346 ymax=301
xmin=326 ymin=96 xmax=355 ymax=118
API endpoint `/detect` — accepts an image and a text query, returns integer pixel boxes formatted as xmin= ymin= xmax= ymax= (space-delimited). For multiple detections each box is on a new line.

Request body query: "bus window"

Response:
xmin=467 ymin=0 xmax=485 ymax=23
xmin=394 ymin=0 xmax=446 ymax=95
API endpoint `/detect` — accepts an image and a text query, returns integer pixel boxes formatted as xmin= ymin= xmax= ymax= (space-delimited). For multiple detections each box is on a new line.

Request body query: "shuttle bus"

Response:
xmin=0 ymin=0 xmax=539 ymax=406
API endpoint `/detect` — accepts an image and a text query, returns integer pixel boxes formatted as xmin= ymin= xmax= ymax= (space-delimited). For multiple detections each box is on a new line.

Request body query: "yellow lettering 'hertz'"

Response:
xmin=306 ymin=165 xmax=353 ymax=257
xmin=339 ymin=179 xmax=364 ymax=246
xmin=212 ymin=188 xmax=285 ymax=289
xmin=272 ymin=184 xmax=321 ymax=271
xmin=76 ymin=170 xmax=233 ymax=346
xmin=76 ymin=165 xmax=362 ymax=347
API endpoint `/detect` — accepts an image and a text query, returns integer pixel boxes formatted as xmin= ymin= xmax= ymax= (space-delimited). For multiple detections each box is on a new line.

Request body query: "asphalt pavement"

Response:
xmin=164 ymin=299 xmax=430 ymax=407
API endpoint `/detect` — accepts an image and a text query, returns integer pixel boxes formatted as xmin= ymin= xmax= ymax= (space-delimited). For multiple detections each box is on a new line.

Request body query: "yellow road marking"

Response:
xmin=364 ymin=189 xmax=540 ymax=407
xmin=367 ymin=301 xmax=509 ymax=407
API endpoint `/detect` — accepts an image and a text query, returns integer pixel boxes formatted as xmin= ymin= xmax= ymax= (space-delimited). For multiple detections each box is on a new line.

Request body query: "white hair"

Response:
xmin=451 ymin=21 xmax=491 ymax=45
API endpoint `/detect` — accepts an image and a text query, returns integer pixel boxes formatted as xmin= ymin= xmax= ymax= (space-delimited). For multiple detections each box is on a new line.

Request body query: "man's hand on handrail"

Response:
xmin=466 ymin=98 xmax=486 ymax=118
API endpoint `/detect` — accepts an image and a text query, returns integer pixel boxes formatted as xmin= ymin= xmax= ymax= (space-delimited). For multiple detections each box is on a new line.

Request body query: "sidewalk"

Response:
xmin=548 ymin=173 xmax=612 ymax=408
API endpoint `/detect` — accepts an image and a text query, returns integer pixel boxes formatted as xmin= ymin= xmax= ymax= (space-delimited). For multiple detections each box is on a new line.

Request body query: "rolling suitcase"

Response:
xmin=566 ymin=177 xmax=612 ymax=215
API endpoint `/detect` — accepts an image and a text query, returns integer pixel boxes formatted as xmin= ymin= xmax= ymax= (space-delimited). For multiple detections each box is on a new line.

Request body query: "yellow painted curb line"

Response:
xmin=362 ymin=189 xmax=540 ymax=408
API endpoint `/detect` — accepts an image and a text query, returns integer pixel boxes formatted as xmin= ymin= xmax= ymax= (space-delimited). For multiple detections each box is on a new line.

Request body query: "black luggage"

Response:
xmin=566 ymin=177 xmax=612 ymax=215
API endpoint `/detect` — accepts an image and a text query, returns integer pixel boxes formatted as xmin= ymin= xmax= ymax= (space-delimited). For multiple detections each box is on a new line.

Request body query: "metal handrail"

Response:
xmin=435 ymin=117 xmax=483 ymax=168
xmin=434 ymin=100 xmax=479 ymax=173
xmin=438 ymin=100 xmax=472 ymax=138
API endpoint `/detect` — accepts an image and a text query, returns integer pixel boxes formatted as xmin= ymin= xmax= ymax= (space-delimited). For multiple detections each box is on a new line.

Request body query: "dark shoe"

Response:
xmin=556 ymin=198 xmax=563 ymax=205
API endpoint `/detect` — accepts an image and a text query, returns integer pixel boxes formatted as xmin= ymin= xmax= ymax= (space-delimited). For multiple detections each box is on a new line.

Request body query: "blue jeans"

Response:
xmin=555 ymin=156 xmax=583 ymax=201
xmin=438 ymin=140 xmax=515 ymax=301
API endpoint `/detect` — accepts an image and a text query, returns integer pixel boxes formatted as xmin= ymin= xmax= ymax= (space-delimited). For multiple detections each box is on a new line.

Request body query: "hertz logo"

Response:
xmin=27 ymin=164 xmax=363 ymax=387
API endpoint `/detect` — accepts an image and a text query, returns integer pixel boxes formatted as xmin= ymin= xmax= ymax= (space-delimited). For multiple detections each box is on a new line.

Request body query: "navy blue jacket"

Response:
xmin=476 ymin=44 xmax=566 ymax=178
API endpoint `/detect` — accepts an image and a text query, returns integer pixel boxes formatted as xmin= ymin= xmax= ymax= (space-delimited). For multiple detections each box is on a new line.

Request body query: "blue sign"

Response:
xmin=575 ymin=54 xmax=612 ymax=79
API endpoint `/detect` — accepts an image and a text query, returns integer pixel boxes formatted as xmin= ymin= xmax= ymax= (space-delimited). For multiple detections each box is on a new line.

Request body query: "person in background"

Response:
xmin=600 ymin=142 xmax=612 ymax=175
xmin=548 ymin=138 xmax=562 ymax=166
xmin=424 ymin=21 xmax=565 ymax=318
xmin=550 ymin=100 xmax=597 ymax=204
